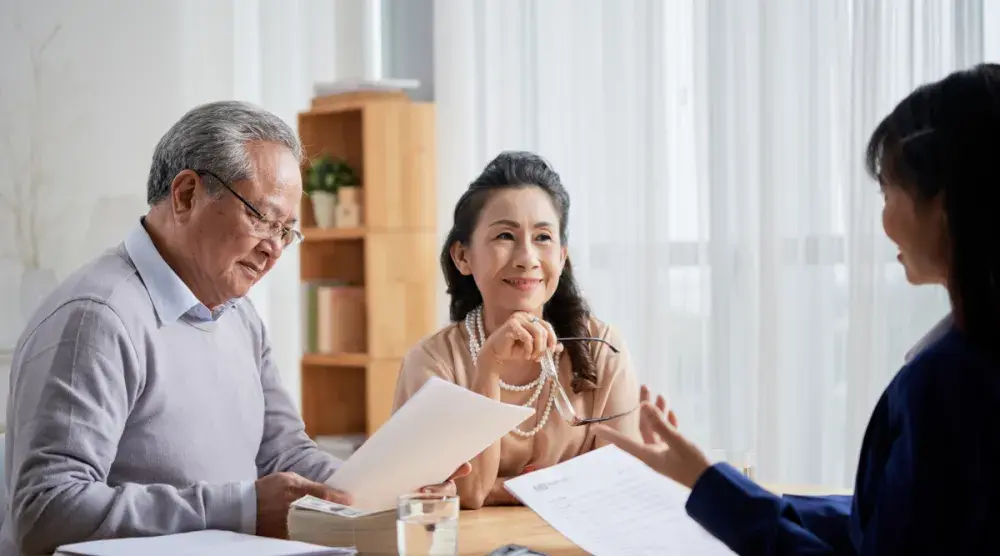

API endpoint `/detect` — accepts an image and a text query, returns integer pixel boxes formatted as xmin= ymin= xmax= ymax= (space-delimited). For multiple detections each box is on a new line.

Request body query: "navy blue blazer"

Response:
xmin=685 ymin=322 xmax=1000 ymax=554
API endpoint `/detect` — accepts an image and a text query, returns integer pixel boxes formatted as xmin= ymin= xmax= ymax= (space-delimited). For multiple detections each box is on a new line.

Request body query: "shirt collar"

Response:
xmin=124 ymin=218 xmax=234 ymax=325
xmin=905 ymin=312 xmax=954 ymax=363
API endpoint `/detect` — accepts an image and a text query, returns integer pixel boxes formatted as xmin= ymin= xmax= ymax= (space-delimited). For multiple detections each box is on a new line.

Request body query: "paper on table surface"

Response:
xmin=503 ymin=445 xmax=735 ymax=556
xmin=54 ymin=530 xmax=355 ymax=556
xmin=326 ymin=376 xmax=535 ymax=512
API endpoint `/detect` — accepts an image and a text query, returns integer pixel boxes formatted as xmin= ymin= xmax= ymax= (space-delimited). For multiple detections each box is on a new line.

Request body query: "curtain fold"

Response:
xmin=434 ymin=0 xmax=983 ymax=485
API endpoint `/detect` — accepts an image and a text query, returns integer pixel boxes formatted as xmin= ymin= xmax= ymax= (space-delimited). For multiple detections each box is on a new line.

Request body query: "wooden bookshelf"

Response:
xmin=298 ymin=91 xmax=437 ymax=438
xmin=302 ymin=227 xmax=365 ymax=242
xmin=301 ymin=352 xmax=370 ymax=367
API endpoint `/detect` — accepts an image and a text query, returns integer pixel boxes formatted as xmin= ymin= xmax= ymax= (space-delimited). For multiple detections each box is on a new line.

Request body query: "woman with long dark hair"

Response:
xmin=598 ymin=63 xmax=1000 ymax=553
xmin=393 ymin=151 xmax=654 ymax=509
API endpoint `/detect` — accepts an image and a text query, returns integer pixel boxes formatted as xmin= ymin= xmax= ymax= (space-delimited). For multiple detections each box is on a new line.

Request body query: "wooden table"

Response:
xmin=459 ymin=506 xmax=581 ymax=555
xmin=39 ymin=485 xmax=851 ymax=556
xmin=457 ymin=484 xmax=852 ymax=555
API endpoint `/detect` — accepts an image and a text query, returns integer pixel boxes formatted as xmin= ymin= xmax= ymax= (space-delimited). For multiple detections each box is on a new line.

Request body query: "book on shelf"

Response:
xmin=288 ymin=496 xmax=396 ymax=555
xmin=302 ymin=282 xmax=366 ymax=355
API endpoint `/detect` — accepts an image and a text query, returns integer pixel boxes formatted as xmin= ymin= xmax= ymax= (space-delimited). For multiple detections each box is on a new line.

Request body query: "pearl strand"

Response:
xmin=464 ymin=306 xmax=557 ymax=437
xmin=477 ymin=308 xmax=546 ymax=391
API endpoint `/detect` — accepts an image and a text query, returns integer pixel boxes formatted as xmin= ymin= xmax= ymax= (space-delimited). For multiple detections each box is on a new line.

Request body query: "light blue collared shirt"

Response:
xmin=124 ymin=219 xmax=238 ymax=325
xmin=122 ymin=218 xmax=256 ymax=534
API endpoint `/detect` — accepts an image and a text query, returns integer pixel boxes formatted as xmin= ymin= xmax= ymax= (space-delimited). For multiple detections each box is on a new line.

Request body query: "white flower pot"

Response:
xmin=311 ymin=191 xmax=337 ymax=228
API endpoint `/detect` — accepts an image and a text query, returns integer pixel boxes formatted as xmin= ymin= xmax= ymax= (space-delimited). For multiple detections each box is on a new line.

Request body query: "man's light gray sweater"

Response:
xmin=0 ymin=243 xmax=338 ymax=554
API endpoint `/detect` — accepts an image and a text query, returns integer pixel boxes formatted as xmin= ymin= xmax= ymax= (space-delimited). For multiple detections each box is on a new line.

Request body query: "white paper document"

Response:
xmin=504 ymin=445 xmax=735 ymax=556
xmin=54 ymin=530 xmax=355 ymax=556
xmin=292 ymin=494 xmax=381 ymax=518
xmin=326 ymin=376 xmax=535 ymax=512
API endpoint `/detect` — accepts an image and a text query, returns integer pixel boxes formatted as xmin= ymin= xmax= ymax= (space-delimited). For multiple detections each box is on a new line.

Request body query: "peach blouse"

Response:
xmin=391 ymin=315 xmax=642 ymax=480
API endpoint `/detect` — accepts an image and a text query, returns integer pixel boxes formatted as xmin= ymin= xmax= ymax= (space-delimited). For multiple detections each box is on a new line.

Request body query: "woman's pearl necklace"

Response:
xmin=464 ymin=306 xmax=559 ymax=438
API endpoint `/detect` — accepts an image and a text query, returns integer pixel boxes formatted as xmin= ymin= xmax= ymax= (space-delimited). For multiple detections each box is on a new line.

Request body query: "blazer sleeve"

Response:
xmin=685 ymin=464 xmax=852 ymax=555
xmin=852 ymin=350 xmax=997 ymax=554
xmin=685 ymin=347 xmax=998 ymax=555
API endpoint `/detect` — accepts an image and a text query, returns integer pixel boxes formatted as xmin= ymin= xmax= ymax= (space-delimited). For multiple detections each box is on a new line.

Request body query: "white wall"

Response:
xmin=987 ymin=0 xmax=1000 ymax=62
xmin=0 ymin=0 xmax=370 ymax=425
xmin=383 ymin=0 xmax=435 ymax=102
xmin=433 ymin=0 xmax=481 ymax=327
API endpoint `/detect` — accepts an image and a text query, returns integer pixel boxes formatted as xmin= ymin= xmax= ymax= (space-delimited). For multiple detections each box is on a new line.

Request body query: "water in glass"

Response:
xmin=397 ymin=494 xmax=459 ymax=556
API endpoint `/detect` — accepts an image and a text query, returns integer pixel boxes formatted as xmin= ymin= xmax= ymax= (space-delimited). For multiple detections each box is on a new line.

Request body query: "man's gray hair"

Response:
xmin=146 ymin=100 xmax=303 ymax=205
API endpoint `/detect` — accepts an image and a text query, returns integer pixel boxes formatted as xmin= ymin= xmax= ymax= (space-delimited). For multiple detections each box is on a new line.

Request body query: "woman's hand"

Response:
xmin=485 ymin=463 xmax=541 ymax=506
xmin=417 ymin=462 xmax=472 ymax=496
xmin=640 ymin=384 xmax=678 ymax=432
xmin=479 ymin=311 xmax=562 ymax=364
xmin=595 ymin=400 xmax=710 ymax=489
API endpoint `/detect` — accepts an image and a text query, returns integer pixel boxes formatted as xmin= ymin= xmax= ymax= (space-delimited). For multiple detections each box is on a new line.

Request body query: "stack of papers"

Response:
xmin=287 ymin=496 xmax=397 ymax=554
xmin=504 ymin=446 xmax=735 ymax=556
xmin=285 ymin=377 xmax=534 ymax=552
xmin=325 ymin=376 xmax=534 ymax=512
xmin=54 ymin=530 xmax=356 ymax=556
xmin=313 ymin=78 xmax=419 ymax=97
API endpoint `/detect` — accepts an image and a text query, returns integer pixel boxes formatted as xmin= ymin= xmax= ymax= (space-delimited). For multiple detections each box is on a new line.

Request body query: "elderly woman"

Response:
xmin=393 ymin=151 xmax=661 ymax=509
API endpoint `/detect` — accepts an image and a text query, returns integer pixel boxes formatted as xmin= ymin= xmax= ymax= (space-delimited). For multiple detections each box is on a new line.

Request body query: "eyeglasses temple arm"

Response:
xmin=542 ymin=351 xmax=581 ymax=423
xmin=557 ymin=337 xmax=620 ymax=353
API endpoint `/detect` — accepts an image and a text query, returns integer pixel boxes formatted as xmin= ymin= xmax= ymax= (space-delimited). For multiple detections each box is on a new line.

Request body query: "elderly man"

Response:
xmin=1 ymin=101 xmax=467 ymax=555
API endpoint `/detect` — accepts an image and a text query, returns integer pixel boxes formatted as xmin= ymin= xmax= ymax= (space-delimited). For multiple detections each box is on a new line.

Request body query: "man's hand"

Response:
xmin=417 ymin=462 xmax=472 ymax=496
xmin=255 ymin=472 xmax=353 ymax=538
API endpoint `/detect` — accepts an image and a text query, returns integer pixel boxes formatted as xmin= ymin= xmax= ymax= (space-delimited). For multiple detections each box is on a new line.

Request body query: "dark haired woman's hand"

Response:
xmin=417 ymin=462 xmax=472 ymax=496
xmin=479 ymin=312 xmax=563 ymax=365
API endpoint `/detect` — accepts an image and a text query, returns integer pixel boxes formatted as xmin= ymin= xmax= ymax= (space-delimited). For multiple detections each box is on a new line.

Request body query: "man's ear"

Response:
xmin=170 ymin=170 xmax=200 ymax=220
xmin=450 ymin=242 xmax=473 ymax=275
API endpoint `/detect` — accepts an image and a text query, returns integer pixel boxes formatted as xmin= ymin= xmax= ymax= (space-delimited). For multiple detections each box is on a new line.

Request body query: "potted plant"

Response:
xmin=304 ymin=155 xmax=359 ymax=228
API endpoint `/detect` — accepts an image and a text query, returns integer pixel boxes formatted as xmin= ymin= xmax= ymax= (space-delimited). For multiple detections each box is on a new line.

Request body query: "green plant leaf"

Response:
xmin=303 ymin=154 xmax=358 ymax=193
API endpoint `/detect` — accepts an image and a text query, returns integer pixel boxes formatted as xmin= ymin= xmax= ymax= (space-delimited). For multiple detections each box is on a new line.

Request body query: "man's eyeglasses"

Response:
xmin=195 ymin=169 xmax=304 ymax=248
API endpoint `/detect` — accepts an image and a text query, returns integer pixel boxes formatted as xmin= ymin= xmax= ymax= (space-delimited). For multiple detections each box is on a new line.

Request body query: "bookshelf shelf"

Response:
xmin=302 ymin=352 xmax=369 ymax=367
xmin=302 ymin=227 xmax=365 ymax=242
xmin=298 ymin=91 xmax=437 ymax=438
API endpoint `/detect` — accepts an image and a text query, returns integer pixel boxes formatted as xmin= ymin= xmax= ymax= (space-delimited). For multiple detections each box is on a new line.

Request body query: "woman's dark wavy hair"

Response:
xmin=865 ymin=63 xmax=1000 ymax=353
xmin=441 ymin=151 xmax=598 ymax=392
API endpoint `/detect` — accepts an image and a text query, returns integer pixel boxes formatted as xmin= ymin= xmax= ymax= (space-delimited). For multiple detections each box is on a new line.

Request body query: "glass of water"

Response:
xmin=741 ymin=451 xmax=757 ymax=480
xmin=397 ymin=493 xmax=460 ymax=556
xmin=708 ymin=449 xmax=756 ymax=480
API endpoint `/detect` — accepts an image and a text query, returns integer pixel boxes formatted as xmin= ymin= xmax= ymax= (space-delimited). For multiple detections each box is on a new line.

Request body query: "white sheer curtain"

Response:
xmin=435 ymin=0 xmax=990 ymax=486
xmin=0 ymin=0 xmax=362 ymax=413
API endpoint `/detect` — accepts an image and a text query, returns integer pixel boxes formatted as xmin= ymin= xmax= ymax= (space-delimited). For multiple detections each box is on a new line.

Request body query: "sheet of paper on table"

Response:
xmin=326 ymin=376 xmax=535 ymax=512
xmin=54 ymin=530 xmax=356 ymax=556
xmin=503 ymin=445 xmax=736 ymax=556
